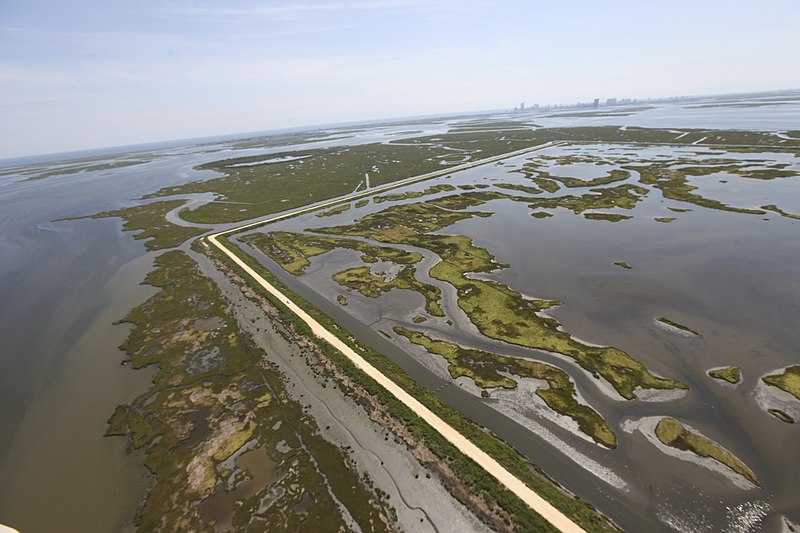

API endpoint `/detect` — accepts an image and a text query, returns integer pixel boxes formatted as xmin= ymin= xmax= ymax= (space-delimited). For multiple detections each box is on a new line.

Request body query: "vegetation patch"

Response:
xmin=495 ymin=183 xmax=543 ymax=195
xmin=614 ymin=261 xmax=631 ymax=270
xmin=767 ymin=409 xmax=795 ymax=423
xmin=761 ymin=204 xmax=800 ymax=220
xmin=528 ymin=184 xmax=648 ymax=214
xmin=654 ymin=217 xmax=676 ymax=223
xmin=628 ymin=162 xmax=767 ymax=216
xmin=654 ymin=418 xmax=760 ymax=486
xmin=541 ymin=169 xmax=631 ymax=189
xmin=333 ymin=265 xmax=444 ymax=316
xmin=708 ymin=366 xmax=741 ymax=384
xmin=394 ymin=327 xmax=617 ymax=448
xmin=373 ymin=183 xmax=455 ymax=203
xmin=656 ymin=316 xmax=700 ymax=336
xmin=316 ymin=203 xmax=351 ymax=217
xmin=762 ymin=365 xmax=800 ymax=400
xmin=75 ymin=200 xmax=207 ymax=250
xmin=532 ymin=177 xmax=560 ymax=193
xmin=584 ymin=213 xmax=632 ymax=222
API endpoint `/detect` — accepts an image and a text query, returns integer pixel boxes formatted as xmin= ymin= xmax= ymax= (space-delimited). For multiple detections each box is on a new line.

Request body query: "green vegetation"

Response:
xmin=614 ymin=261 xmax=631 ymax=270
xmin=541 ymin=169 xmax=632 ymax=189
xmin=106 ymin=250 xmax=391 ymax=531
xmin=531 ymin=211 xmax=553 ymax=219
xmin=656 ymin=317 xmax=700 ymax=336
xmin=78 ymin=200 xmax=207 ymax=250
xmin=337 ymin=294 xmax=347 ymax=306
xmin=210 ymin=235 xmax=621 ymax=532
xmin=584 ymin=213 xmax=632 ymax=222
xmin=532 ymin=177 xmax=561 ymax=193
xmin=426 ymin=191 xmax=511 ymax=210
xmin=708 ymin=366 xmax=741 ymax=384
xmin=394 ymin=327 xmax=617 ymax=448
xmin=241 ymin=231 xmax=422 ymax=275
xmin=355 ymin=199 xmax=369 ymax=208
xmin=316 ymin=201 xmax=685 ymax=400
xmin=315 ymin=201 xmax=488 ymax=240
xmin=495 ymin=183 xmax=543 ymax=195
xmin=373 ymin=183 xmax=455 ymax=203
xmin=654 ymin=418 xmax=760 ymax=486
xmin=762 ymin=365 xmax=800 ymax=400
xmin=528 ymin=184 xmax=648 ymax=214
xmin=654 ymin=217 xmax=676 ymax=223
xmin=23 ymin=159 xmax=146 ymax=181
xmin=768 ymin=409 xmax=795 ymax=424
xmin=629 ymin=162 xmax=767 ymax=215
xmin=762 ymin=204 xmax=800 ymax=220
xmin=316 ymin=202 xmax=351 ymax=217
xmin=333 ymin=266 xmax=444 ymax=316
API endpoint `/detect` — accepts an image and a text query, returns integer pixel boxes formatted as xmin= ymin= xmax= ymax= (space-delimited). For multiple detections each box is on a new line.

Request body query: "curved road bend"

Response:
xmin=207 ymin=141 xmax=586 ymax=533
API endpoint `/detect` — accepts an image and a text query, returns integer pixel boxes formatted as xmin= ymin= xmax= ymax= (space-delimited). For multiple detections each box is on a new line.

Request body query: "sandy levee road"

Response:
xmin=206 ymin=141 xmax=586 ymax=533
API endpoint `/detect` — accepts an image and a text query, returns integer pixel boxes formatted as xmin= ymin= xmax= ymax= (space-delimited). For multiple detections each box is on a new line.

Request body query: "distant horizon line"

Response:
xmin=2 ymin=87 xmax=796 ymax=167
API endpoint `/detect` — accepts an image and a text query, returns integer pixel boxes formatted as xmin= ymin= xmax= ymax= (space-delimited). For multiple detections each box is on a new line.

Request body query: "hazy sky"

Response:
xmin=1 ymin=0 xmax=799 ymax=158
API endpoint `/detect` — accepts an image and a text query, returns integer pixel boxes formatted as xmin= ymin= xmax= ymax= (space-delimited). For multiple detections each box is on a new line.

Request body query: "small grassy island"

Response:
xmin=583 ymin=212 xmax=631 ymax=222
xmin=333 ymin=265 xmax=444 ymax=316
xmin=768 ymin=409 xmax=795 ymax=424
xmin=762 ymin=365 xmax=800 ymax=400
xmin=654 ymin=417 xmax=760 ymax=486
xmin=316 ymin=202 xmax=351 ymax=217
xmin=614 ymin=261 xmax=632 ymax=270
xmin=708 ymin=366 xmax=741 ymax=384
xmin=656 ymin=316 xmax=700 ymax=336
